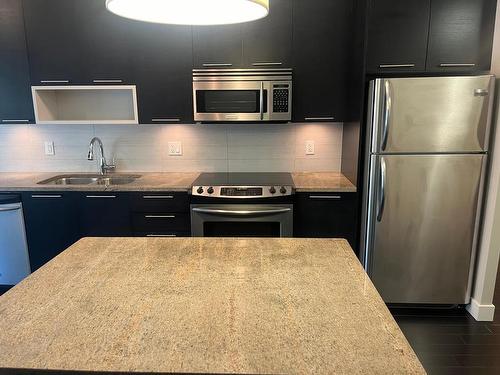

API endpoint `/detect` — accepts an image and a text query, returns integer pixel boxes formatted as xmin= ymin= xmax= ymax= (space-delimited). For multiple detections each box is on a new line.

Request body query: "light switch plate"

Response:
xmin=305 ymin=140 xmax=315 ymax=155
xmin=44 ymin=141 xmax=55 ymax=156
xmin=168 ymin=141 xmax=183 ymax=156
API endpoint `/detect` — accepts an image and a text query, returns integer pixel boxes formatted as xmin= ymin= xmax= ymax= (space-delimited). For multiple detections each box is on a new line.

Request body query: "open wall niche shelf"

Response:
xmin=32 ymin=85 xmax=139 ymax=125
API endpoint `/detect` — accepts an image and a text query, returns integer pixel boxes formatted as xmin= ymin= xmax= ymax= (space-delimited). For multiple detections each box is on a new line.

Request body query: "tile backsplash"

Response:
xmin=0 ymin=122 xmax=343 ymax=173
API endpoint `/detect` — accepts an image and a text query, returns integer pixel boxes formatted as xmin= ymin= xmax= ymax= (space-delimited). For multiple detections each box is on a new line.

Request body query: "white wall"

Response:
xmin=467 ymin=3 xmax=500 ymax=321
xmin=0 ymin=122 xmax=343 ymax=173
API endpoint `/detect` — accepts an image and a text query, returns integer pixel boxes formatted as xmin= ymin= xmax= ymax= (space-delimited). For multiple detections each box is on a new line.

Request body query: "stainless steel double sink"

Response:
xmin=37 ymin=174 xmax=142 ymax=186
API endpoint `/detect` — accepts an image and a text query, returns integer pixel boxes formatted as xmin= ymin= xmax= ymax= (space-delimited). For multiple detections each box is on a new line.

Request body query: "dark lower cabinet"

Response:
xmin=22 ymin=192 xmax=79 ymax=271
xmin=294 ymin=192 xmax=358 ymax=251
xmin=78 ymin=193 xmax=131 ymax=236
xmin=0 ymin=0 xmax=34 ymax=123
xmin=426 ymin=0 xmax=497 ymax=73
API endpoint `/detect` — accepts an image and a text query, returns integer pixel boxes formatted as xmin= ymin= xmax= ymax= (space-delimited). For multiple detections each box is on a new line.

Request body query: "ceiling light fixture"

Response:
xmin=105 ymin=0 xmax=269 ymax=26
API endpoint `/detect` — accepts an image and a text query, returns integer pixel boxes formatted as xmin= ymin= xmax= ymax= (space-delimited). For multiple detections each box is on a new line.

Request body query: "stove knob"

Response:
xmin=280 ymin=186 xmax=287 ymax=194
xmin=207 ymin=187 xmax=214 ymax=194
xmin=269 ymin=186 xmax=276 ymax=194
xmin=197 ymin=187 xmax=204 ymax=194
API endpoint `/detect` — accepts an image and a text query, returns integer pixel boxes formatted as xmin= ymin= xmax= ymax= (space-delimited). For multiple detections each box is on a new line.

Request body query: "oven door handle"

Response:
xmin=192 ymin=207 xmax=291 ymax=216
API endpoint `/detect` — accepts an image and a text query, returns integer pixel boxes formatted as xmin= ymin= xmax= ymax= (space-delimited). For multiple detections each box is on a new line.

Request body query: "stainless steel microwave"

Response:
xmin=193 ymin=68 xmax=292 ymax=122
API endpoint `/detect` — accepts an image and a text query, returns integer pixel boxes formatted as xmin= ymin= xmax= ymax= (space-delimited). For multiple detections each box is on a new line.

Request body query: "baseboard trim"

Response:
xmin=466 ymin=298 xmax=496 ymax=321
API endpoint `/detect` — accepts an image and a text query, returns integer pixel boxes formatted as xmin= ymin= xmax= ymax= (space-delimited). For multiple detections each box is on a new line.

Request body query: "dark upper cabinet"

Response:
xmin=292 ymin=0 xmax=354 ymax=122
xmin=134 ymin=23 xmax=194 ymax=123
xmin=294 ymin=192 xmax=358 ymax=252
xmin=0 ymin=0 xmax=34 ymax=123
xmin=242 ymin=0 xmax=292 ymax=67
xmin=23 ymin=0 xmax=85 ymax=84
xmin=22 ymin=192 xmax=79 ymax=271
xmin=193 ymin=25 xmax=243 ymax=69
xmin=366 ymin=0 xmax=431 ymax=74
xmin=23 ymin=0 xmax=136 ymax=84
xmin=426 ymin=0 xmax=497 ymax=72
xmin=78 ymin=193 xmax=131 ymax=237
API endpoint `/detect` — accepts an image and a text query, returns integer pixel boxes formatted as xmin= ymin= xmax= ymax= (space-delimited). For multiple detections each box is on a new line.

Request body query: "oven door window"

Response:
xmin=196 ymin=90 xmax=268 ymax=113
xmin=204 ymin=221 xmax=281 ymax=237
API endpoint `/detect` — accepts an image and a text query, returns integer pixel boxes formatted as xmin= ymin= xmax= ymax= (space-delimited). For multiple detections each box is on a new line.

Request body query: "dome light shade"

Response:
xmin=105 ymin=0 xmax=270 ymax=26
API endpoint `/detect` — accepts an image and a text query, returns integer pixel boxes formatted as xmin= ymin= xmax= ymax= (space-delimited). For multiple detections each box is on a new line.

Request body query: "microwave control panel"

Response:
xmin=273 ymin=84 xmax=290 ymax=113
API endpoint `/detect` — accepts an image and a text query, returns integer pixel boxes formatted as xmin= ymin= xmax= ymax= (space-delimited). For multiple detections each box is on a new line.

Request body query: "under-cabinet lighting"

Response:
xmin=105 ymin=0 xmax=269 ymax=26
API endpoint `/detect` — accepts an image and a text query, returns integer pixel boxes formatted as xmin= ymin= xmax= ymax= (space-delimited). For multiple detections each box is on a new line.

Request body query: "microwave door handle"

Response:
xmin=260 ymin=81 xmax=264 ymax=121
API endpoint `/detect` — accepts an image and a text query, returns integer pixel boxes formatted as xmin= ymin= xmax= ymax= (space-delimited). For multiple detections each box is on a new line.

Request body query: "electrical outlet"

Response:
xmin=305 ymin=140 xmax=315 ymax=155
xmin=168 ymin=141 xmax=183 ymax=156
xmin=44 ymin=141 xmax=55 ymax=156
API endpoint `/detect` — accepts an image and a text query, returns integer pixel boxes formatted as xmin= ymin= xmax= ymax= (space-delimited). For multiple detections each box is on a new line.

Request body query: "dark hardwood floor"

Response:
xmin=392 ymin=277 xmax=500 ymax=375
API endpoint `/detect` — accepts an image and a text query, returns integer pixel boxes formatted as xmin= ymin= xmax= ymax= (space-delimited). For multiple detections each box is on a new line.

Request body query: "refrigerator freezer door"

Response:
xmin=371 ymin=76 xmax=494 ymax=153
xmin=368 ymin=154 xmax=484 ymax=304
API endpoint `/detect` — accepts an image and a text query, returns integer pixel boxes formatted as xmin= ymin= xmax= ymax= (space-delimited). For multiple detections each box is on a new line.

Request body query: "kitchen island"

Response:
xmin=0 ymin=238 xmax=424 ymax=374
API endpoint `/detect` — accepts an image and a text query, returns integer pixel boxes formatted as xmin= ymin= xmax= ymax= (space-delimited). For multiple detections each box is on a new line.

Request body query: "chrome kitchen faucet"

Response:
xmin=87 ymin=137 xmax=116 ymax=175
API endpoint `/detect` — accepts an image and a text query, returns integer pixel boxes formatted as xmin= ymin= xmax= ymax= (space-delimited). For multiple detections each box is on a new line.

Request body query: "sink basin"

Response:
xmin=37 ymin=174 xmax=141 ymax=186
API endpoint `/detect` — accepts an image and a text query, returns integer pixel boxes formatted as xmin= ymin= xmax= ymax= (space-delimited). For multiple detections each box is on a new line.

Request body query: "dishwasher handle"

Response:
xmin=0 ymin=203 xmax=22 ymax=212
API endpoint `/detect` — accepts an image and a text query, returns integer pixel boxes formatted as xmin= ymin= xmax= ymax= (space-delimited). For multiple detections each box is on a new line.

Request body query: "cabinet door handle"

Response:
xmin=304 ymin=117 xmax=335 ymax=121
xmin=252 ymin=62 xmax=283 ymax=66
xmin=379 ymin=64 xmax=415 ymax=68
xmin=143 ymin=195 xmax=174 ymax=199
xmin=2 ymin=119 xmax=30 ymax=123
xmin=151 ymin=119 xmax=181 ymax=123
xmin=40 ymin=80 xmax=69 ymax=84
xmin=92 ymin=79 xmax=123 ymax=83
xmin=439 ymin=63 xmax=476 ymax=68
xmin=31 ymin=195 xmax=62 ymax=199
xmin=85 ymin=195 xmax=116 ymax=199
xmin=309 ymin=195 xmax=342 ymax=200
xmin=146 ymin=234 xmax=177 ymax=237
xmin=202 ymin=63 xmax=233 ymax=67
xmin=145 ymin=215 xmax=176 ymax=218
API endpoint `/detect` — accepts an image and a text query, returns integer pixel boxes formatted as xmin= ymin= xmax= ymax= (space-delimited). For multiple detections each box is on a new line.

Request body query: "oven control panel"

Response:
xmin=192 ymin=185 xmax=294 ymax=198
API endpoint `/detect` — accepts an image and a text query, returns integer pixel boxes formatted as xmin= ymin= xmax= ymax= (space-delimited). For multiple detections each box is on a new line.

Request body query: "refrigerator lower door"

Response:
xmin=370 ymin=76 xmax=494 ymax=153
xmin=367 ymin=154 xmax=484 ymax=304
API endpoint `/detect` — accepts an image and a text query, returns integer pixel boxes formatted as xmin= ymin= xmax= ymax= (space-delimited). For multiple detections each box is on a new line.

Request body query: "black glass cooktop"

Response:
xmin=192 ymin=173 xmax=294 ymax=187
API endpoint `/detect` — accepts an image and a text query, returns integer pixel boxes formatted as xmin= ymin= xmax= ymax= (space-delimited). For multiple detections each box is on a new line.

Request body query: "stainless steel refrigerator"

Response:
xmin=361 ymin=75 xmax=495 ymax=305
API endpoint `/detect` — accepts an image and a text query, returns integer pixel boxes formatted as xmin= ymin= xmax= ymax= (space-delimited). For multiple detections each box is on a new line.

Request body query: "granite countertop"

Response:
xmin=0 ymin=238 xmax=423 ymax=374
xmin=0 ymin=172 xmax=356 ymax=193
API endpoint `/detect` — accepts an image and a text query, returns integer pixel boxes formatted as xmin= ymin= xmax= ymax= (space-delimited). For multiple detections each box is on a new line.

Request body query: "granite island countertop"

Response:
xmin=0 ymin=172 xmax=356 ymax=193
xmin=0 ymin=238 xmax=423 ymax=374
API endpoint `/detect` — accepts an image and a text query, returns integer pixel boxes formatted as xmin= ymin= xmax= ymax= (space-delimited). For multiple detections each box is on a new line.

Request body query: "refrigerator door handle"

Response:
xmin=382 ymin=81 xmax=392 ymax=151
xmin=377 ymin=157 xmax=387 ymax=222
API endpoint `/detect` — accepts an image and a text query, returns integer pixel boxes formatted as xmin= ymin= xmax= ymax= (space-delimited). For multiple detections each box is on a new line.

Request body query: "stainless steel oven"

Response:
xmin=191 ymin=204 xmax=293 ymax=237
xmin=190 ymin=173 xmax=295 ymax=237
xmin=193 ymin=68 xmax=292 ymax=122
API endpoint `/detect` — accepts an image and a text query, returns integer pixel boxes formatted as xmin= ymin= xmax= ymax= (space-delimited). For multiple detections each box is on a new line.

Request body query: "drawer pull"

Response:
xmin=252 ymin=62 xmax=283 ymax=66
xmin=143 ymin=195 xmax=174 ymax=199
xmin=85 ymin=195 xmax=116 ymax=199
xmin=145 ymin=215 xmax=176 ymax=218
xmin=147 ymin=234 xmax=177 ymax=237
xmin=379 ymin=64 xmax=415 ymax=68
xmin=151 ymin=119 xmax=181 ymax=123
xmin=304 ymin=117 xmax=335 ymax=121
xmin=2 ymin=119 xmax=30 ymax=123
xmin=40 ymin=80 xmax=69 ymax=84
xmin=31 ymin=195 xmax=62 ymax=199
xmin=309 ymin=195 xmax=342 ymax=200
xmin=93 ymin=79 xmax=123 ymax=83
xmin=439 ymin=63 xmax=476 ymax=68
xmin=202 ymin=63 xmax=233 ymax=67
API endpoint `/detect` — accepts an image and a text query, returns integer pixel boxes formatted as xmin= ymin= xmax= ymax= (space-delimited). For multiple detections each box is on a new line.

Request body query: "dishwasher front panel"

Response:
xmin=0 ymin=202 xmax=31 ymax=285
